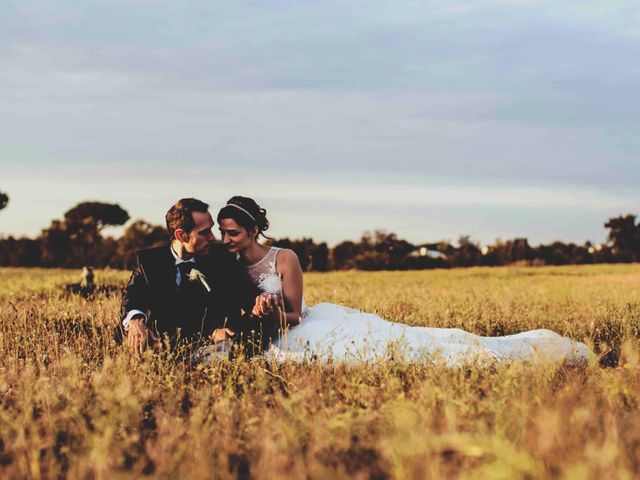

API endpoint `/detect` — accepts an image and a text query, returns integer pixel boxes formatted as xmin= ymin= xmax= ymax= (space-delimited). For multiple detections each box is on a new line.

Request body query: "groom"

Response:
xmin=119 ymin=198 xmax=278 ymax=355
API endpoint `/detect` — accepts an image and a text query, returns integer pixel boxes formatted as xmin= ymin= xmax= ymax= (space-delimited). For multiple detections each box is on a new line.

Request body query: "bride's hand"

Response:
xmin=252 ymin=293 xmax=278 ymax=317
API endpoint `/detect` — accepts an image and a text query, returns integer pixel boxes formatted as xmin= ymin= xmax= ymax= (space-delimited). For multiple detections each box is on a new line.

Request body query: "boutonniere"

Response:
xmin=188 ymin=268 xmax=211 ymax=293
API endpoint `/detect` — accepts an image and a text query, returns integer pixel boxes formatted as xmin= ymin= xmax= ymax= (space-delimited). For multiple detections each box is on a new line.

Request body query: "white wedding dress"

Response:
xmin=247 ymin=248 xmax=593 ymax=366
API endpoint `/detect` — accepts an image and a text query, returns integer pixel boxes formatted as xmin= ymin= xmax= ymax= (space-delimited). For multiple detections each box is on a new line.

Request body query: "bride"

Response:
xmin=215 ymin=196 xmax=594 ymax=366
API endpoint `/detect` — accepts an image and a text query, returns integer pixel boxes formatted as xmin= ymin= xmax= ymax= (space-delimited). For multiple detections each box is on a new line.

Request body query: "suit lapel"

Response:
xmin=194 ymin=253 xmax=216 ymax=295
xmin=148 ymin=246 xmax=178 ymax=295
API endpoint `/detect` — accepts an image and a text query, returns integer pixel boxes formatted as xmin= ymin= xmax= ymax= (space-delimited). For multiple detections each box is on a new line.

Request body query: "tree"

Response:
xmin=364 ymin=230 xmax=415 ymax=269
xmin=40 ymin=220 xmax=73 ymax=267
xmin=310 ymin=242 xmax=330 ymax=272
xmin=371 ymin=230 xmax=415 ymax=258
xmin=64 ymin=202 xmax=130 ymax=232
xmin=64 ymin=202 xmax=130 ymax=266
xmin=605 ymin=214 xmax=640 ymax=262
xmin=118 ymin=220 xmax=168 ymax=268
xmin=332 ymin=240 xmax=359 ymax=270
xmin=39 ymin=202 xmax=131 ymax=267
xmin=449 ymin=235 xmax=482 ymax=267
xmin=0 ymin=191 xmax=8 ymax=210
xmin=333 ymin=230 xmax=417 ymax=270
xmin=15 ymin=238 xmax=42 ymax=266
xmin=0 ymin=236 xmax=42 ymax=266
xmin=482 ymin=238 xmax=533 ymax=266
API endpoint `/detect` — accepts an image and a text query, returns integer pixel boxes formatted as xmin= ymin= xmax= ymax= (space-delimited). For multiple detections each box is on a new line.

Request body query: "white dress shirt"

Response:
xmin=122 ymin=245 xmax=196 ymax=329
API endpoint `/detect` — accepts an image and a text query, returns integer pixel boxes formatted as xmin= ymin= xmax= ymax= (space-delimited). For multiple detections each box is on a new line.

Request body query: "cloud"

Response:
xmin=1 ymin=83 xmax=634 ymax=188
xmin=1 ymin=0 xmax=639 ymax=243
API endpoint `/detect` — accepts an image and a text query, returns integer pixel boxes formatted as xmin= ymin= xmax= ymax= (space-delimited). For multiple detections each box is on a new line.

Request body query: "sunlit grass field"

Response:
xmin=1 ymin=265 xmax=639 ymax=479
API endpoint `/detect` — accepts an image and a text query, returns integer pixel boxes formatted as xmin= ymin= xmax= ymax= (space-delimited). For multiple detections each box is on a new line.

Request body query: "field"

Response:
xmin=1 ymin=265 xmax=639 ymax=479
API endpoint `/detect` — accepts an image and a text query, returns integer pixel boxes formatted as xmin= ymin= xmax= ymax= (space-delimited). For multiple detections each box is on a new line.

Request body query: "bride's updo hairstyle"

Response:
xmin=217 ymin=196 xmax=272 ymax=239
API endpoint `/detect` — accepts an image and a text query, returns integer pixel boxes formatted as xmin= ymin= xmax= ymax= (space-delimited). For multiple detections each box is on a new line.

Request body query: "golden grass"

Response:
xmin=0 ymin=265 xmax=639 ymax=479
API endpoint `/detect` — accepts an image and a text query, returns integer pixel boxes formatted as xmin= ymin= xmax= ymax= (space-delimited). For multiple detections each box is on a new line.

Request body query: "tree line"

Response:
xmin=1 ymin=194 xmax=639 ymax=271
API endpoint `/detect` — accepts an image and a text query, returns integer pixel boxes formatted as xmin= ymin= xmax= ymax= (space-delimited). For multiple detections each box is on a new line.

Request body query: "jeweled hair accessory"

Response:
xmin=226 ymin=203 xmax=256 ymax=222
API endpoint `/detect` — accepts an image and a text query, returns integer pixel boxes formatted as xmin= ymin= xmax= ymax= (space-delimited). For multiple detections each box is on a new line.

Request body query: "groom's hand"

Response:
xmin=211 ymin=328 xmax=235 ymax=343
xmin=127 ymin=317 xmax=161 ymax=355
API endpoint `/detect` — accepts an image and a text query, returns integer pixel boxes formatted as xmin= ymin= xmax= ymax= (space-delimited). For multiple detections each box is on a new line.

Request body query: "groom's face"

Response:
xmin=183 ymin=211 xmax=216 ymax=255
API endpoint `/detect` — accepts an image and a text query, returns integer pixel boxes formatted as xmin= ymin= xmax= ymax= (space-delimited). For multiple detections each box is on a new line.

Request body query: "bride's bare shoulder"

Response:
xmin=275 ymin=248 xmax=302 ymax=272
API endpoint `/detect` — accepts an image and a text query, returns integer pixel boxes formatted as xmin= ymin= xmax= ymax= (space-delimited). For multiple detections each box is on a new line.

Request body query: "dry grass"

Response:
xmin=0 ymin=265 xmax=639 ymax=479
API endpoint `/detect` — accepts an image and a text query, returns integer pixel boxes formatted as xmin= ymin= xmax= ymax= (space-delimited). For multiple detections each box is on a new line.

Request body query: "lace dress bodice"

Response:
xmin=244 ymin=247 xmax=309 ymax=315
xmin=245 ymin=247 xmax=283 ymax=295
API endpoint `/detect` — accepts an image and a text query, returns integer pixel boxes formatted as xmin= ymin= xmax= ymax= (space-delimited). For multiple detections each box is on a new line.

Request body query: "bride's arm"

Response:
xmin=276 ymin=249 xmax=303 ymax=327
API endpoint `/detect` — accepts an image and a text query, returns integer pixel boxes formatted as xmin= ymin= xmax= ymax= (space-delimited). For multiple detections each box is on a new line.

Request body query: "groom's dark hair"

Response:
xmin=166 ymin=198 xmax=209 ymax=239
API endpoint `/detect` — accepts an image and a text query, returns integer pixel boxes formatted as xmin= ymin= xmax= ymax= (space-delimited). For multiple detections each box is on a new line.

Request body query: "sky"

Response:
xmin=1 ymin=0 xmax=639 ymax=246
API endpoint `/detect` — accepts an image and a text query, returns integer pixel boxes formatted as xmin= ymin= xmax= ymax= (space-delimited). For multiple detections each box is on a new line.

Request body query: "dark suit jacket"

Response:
xmin=119 ymin=244 xmax=272 ymax=349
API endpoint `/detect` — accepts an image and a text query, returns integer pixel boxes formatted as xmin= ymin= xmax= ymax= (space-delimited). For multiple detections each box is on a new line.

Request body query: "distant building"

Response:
xmin=409 ymin=244 xmax=447 ymax=259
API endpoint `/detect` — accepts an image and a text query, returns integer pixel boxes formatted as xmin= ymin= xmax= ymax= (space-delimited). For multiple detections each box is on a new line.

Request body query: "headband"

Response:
xmin=225 ymin=203 xmax=256 ymax=222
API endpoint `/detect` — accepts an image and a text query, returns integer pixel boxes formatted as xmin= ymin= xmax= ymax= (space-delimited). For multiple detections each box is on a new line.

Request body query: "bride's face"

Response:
xmin=219 ymin=218 xmax=255 ymax=254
